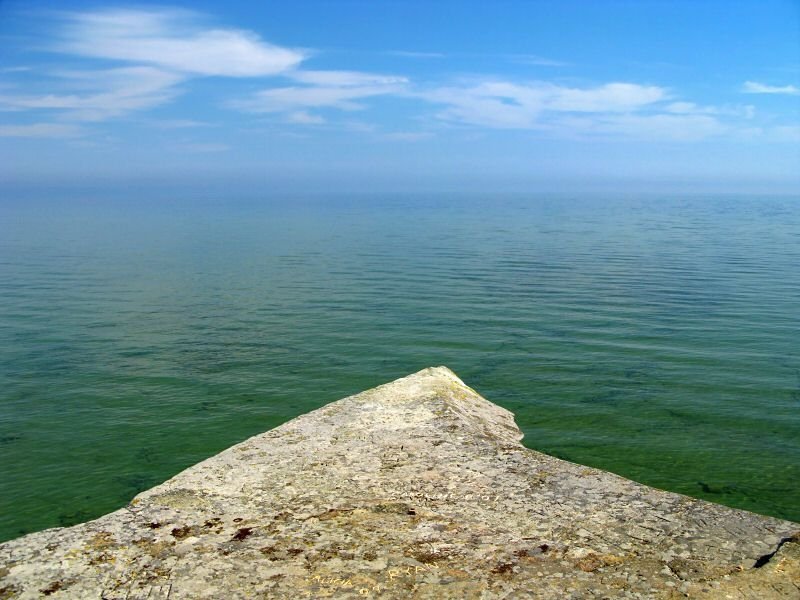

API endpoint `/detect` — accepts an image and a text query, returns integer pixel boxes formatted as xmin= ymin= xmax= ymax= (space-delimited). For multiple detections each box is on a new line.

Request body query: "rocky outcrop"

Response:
xmin=1 ymin=367 xmax=798 ymax=599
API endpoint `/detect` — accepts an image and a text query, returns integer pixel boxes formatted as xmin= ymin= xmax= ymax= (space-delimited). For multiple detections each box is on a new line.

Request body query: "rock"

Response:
xmin=0 ymin=366 xmax=797 ymax=598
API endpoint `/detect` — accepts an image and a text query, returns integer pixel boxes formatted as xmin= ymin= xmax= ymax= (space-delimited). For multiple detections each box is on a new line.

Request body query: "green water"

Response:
xmin=1 ymin=194 xmax=798 ymax=542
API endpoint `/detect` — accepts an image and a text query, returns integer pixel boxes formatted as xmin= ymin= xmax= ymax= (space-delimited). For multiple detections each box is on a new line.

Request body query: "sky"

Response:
xmin=1 ymin=0 xmax=799 ymax=195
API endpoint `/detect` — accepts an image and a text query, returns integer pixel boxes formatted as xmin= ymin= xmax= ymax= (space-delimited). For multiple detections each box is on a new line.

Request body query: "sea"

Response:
xmin=1 ymin=193 xmax=798 ymax=542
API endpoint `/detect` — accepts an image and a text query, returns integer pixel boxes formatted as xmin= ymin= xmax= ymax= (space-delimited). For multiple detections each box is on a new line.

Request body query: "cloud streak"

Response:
xmin=422 ymin=81 xmax=667 ymax=129
xmin=235 ymin=83 xmax=404 ymax=113
xmin=0 ymin=123 xmax=81 ymax=138
xmin=1 ymin=8 xmax=308 ymax=123
xmin=387 ymin=50 xmax=446 ymax=59
xmin=505 ymin=54 xmax=569 ymax=67
xmin=233 ymin=69 xmax=408 ymax=120
xmin=742 ymin=81 xmax=800 ymax=95
xmin=0 ymin=67 xmax=184 ymax=121
xmin=57 ymin=8 xmax=305 ymax=77
xmin=665 ymin=101 xmax=755 ymax=119
xmin=289 ymin=70 xmax=407 ymax=87
xmin=558 ymin=113 xmax=727 ymax=141
xmin=415 ymin=80 xmax=766 ymax=140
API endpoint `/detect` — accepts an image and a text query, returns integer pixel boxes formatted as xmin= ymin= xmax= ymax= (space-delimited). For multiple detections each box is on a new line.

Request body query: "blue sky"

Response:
xmin=1 ymin=0 xmax=799 ymax=194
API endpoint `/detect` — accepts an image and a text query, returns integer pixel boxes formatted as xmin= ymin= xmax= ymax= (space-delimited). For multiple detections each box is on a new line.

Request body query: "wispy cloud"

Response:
xmin=0 ymin=67 xmax=184 ymax=121
xmin=665 ymin=101 xmax=755 ymax=119
xmin=57 ymin=8 xmax=305 ymax=77
xmin=387 ymin=50 xmax=446 ymax=59
xmin=289 ymin=70 xmax=407 ymax=87
xmin=287 ymin=110 xmax=325 ymax=124
xmin=545 ymin=83 xmax=665 ymax=112
xmin=0 ymin=122 xmax=81 ymax=138
xmin=235 ymin=84 xmax=402 ymax=113
xmin=1 ymin=8 xmax=308 ymax=123
xmin=558 ymin=113 xmax=727 ymax=141
xmin=423 ymin=81 xmax=667 ymax=129
xmin=742 ymin=81 xmax=800 ymax=95
xmin=232 ymin=69 xmax=408 ymax=121
xmin=415 ymin=79 xmax=757 ymax=140
xmin=506 ymin=54 xmax=569 ymax=67
xmin=387 ymin=51 xmax=567 ymax=66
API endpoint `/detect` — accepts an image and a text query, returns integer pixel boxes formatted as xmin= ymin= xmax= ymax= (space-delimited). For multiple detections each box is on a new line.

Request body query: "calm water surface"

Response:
xmin=1 ymin=194 xmax=798 ymax=542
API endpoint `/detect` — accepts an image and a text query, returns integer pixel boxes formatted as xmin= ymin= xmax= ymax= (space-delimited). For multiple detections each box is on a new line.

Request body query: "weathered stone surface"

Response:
xmin=1 ymin=366 xmax=798 ymax=599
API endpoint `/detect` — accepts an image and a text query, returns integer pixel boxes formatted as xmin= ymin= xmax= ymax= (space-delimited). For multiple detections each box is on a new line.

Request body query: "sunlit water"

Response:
xmin=1 ymin=194 xmax=798 ymax=542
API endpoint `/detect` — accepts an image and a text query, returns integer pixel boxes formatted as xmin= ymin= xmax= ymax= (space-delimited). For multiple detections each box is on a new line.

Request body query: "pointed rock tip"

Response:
xmin=311 ymin=365 xmax=523 ymax=446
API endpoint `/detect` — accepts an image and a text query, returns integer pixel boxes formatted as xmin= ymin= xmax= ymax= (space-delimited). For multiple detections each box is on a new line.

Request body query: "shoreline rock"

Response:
xmin=1 ymin=366 xmax=797 ymax=598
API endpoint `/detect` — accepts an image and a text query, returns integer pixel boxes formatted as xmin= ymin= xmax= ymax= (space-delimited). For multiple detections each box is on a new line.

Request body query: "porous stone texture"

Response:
xmin=1 ymin=366 xmax=798 ymax=599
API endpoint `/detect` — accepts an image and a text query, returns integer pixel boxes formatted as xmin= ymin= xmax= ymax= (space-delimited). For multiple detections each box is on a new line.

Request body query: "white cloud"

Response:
xmin=58 ymin=8 xmax=304 ymax=77
xmin=236 ymin=85 xmax=399 ymax=112
xmin=289 ymin=70 xmax=407 ymax=87
xmin=423 ymin=81 xmax=667 ymax=129
xmin=10 ymin=10 xmax=408 ymax=127
xmin=387 ymin=50 xmax=446 ymax=59
xmin=234 ymin=70 xmax=407 ymax=115
xmin=666 ymin=101 xmax=711 ymax=114
xmin=546 ymin=82 xmax=665 ymax=111
xmin=0 ymin=122 xmax=81 ymax=137
xmin=1 ymin=8 xmax=307 ymax=124
xmin=287 ymin=111 xmax=325 ymax=124
xmin=0 ymin=67 xmax=184 ymax=121
xmin=560 ymin=113 xmax=727 ymax=141
xmin=418 ymin=79 xmax=754 ymax=140
xmin=427 ymin=87 xmax=542 ymax=129
xmin=742 ymin=81 xmax=800 ymax=95
xmin=506 ymin=54 xmax=569 ymax=67
xmin=666 ymin=101 xmax=755 ymax=119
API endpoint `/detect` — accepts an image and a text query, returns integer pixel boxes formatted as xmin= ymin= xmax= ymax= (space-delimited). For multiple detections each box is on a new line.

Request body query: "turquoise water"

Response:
xmin=1 ymin=194 xmax=799 ymax=542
